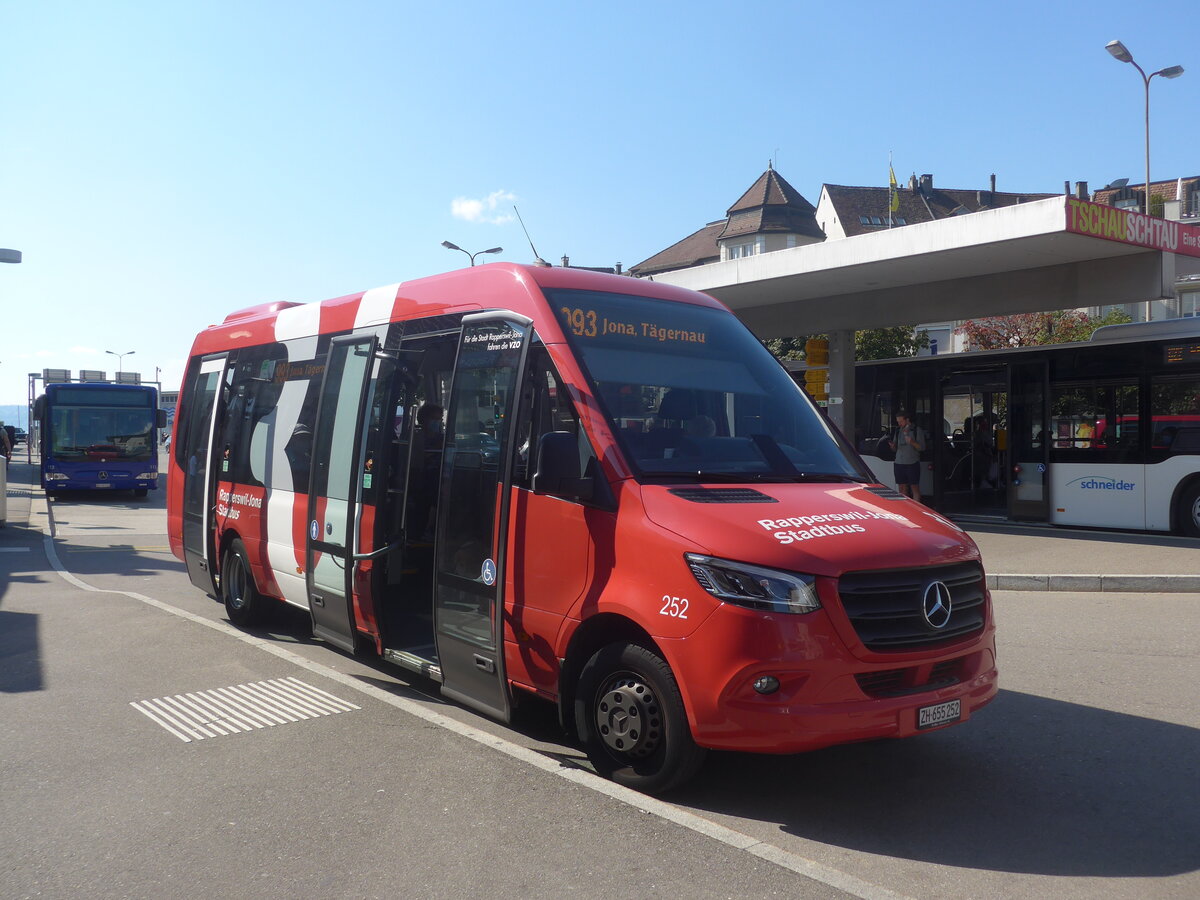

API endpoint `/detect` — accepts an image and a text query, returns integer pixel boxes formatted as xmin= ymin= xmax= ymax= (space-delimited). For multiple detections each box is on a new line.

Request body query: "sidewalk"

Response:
xmin=3 ymin=458 xmax=1196 ymax=591
xmin=965 ymin=521 xmax=1200 ymax=593
xmin=1 ymin=457 xmax=44 ymax=539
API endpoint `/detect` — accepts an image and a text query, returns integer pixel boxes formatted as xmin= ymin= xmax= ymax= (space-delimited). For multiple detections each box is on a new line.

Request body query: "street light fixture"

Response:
xmin=441 ymin=240 xmax=503 ymax=266
xmin=106 ymin=349 xmax=135 ymax=375
xmin=0 ymin=248 xmax=21 ymax=264
xmin=1105 ymin=40 xmax=1185 ymax=216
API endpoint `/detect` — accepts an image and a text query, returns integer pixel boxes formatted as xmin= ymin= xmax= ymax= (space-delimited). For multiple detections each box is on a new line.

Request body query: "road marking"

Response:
xmin=41 ymin=529 xmax=910 ymax=900
xmin=132 ymin=677 xmax=360 ymax=742
xmin=0 ymin=547 xmax=32 ymax=553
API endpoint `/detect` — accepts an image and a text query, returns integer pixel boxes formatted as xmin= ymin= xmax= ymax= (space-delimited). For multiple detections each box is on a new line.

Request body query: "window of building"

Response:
xmin=1179 ymin=291 xmax=1199 ymax=318
xmin=724 ymin=237 xmax=764 ymax=260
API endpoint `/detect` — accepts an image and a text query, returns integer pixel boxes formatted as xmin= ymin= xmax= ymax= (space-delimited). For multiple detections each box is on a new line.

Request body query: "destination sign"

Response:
xmin=1164 ymin=340 xmax=1200 ymax=365
xmin=559 ymin=306 xmax=708 ymax=346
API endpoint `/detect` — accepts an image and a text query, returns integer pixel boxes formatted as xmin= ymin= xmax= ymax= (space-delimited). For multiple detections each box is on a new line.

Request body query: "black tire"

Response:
xmin=133 ymin=488 xmax=148 ymax=498
xmin=575 ymin=642 xmax=706 ymax=795
xmin=222 ymin=539 xmax=267 ymax=627
xmin=1178 ymin=482 xmax=1200 ymax=537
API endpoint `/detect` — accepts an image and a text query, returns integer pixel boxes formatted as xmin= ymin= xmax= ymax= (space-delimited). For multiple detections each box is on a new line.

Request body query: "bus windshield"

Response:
xmin=48 ymin=388 xmax=156 ymax=462
xmin=549 ymin=289 xmax=866 ymax=482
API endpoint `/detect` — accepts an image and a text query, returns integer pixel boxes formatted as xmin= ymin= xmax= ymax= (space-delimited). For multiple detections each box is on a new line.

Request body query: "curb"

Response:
xmin=989 ymin=573 xmax=1200 ymax=593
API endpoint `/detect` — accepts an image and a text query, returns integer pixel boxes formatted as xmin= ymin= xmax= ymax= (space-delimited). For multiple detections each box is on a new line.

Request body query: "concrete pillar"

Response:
xmin=826 ymin=329 xmax=856 ymax=441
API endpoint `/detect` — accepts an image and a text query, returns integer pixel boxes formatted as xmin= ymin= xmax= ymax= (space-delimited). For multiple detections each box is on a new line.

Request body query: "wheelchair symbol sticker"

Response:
xmin=481 ymin=559 xmax=497 ymax=586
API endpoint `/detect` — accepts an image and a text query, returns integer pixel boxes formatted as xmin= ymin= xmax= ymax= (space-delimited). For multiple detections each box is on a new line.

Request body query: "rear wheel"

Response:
xmin=1178 ymin=482 xmax=1200 ymax=537
xmin=222 ymin=539 xmax=267 ymax=627
xmin=575 ymin=642 xmax=706 ymax=795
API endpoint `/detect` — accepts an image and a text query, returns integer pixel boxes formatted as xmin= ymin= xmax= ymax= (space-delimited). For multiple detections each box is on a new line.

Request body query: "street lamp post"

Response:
xmin=1105 ymin=40 xmax=1185 ymax=216
xmin=106 ymin=349 xmax=135 ymax=376
xmin=441 ymin=241 xmax=503 ymax=266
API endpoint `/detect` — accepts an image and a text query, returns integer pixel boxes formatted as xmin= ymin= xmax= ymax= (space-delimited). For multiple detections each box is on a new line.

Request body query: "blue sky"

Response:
xmin=2 ymin=0 xmax=1197 ymax=407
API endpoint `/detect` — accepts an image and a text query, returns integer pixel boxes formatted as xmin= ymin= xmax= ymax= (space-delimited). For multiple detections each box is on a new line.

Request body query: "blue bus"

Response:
xmin=33 ymin=383 xmax=167 ymax=496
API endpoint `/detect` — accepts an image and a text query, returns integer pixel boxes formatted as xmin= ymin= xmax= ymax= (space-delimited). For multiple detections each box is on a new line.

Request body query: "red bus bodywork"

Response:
xmin=168 ymin=264 xmax=997 ymax=791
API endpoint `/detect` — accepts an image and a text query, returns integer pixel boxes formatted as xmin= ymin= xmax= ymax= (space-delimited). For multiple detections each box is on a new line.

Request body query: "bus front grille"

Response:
xmin=837 ymin=561 xmax=986 ymax=651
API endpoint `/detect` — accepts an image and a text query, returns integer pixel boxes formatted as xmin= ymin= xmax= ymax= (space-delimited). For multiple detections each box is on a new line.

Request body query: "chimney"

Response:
xmin=990 ymin=173 xmax=996 ymax=193
xmin=908 ymin=174 xmax=919 ymax=192
xmin=919 ymin=174 xmax=933 ymax=196
xmin=561 ymin=255 xmax=570 ymax=268
xmin=1075 ymin=181 xmax=1089 ymax=200
xmin=615 ymin=262 xmax=623 ymax=275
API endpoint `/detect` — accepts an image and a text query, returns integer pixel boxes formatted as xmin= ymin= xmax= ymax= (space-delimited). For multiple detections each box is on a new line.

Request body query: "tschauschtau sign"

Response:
xmin=1066 ymin=196 xmax=1200 ymax=258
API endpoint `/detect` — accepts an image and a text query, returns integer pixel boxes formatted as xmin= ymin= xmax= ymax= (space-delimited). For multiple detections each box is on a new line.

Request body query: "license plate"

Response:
xmin=917 ymin=699 xmax=960 ymax=730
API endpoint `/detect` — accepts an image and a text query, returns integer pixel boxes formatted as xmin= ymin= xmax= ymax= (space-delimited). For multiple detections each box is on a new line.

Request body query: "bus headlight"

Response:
xmin=685 ymin=554 xmax=821 ymax=614
xmin=44 ymin=472 xmax=69 ymax=481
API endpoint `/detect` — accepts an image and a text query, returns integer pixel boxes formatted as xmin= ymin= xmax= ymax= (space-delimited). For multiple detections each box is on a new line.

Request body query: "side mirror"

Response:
xmin=533 ymin=431 xmax=593 ymax=501
xmin=157 ymin=409 xmax=168 ymax=428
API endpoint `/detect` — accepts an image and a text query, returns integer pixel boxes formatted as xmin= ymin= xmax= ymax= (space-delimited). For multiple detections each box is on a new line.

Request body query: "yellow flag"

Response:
xmin=889 ymin=165 xmax=899 ymax=213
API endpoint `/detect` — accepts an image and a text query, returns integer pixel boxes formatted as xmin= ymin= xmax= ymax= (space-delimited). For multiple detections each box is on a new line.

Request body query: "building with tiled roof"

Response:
xmin=1091 ymin=175 xmax=1200 ymax=220
xmin=631 ymin=165 xmax=1200 ymax=340
xmin=817 ymin=174 xmax=1058 ymax=239
xmin=631 ymin=164 xmax=823 ymax=277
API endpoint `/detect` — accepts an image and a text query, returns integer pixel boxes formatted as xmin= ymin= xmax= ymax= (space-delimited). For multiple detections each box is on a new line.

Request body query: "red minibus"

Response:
xmin=168 ymin=264 xmax=996 ymax=793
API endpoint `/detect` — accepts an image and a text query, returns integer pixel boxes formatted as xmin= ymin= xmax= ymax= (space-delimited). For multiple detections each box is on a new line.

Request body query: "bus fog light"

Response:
xmin=753 ymin=675 xmax=780 ymax=695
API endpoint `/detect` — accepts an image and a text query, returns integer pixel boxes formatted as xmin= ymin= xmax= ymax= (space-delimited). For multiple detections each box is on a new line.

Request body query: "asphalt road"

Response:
xmin=2 ymin=481 xmax=1198 ymax=899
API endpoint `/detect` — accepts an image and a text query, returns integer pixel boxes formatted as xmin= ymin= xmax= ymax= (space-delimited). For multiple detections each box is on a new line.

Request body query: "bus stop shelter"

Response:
xmin=651 ymin=194 xmax=1200 ymax=434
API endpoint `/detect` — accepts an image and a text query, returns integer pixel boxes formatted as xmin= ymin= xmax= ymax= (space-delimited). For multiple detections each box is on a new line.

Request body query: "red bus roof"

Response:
xmin=190 ymin=263 xmax=725 ymax=357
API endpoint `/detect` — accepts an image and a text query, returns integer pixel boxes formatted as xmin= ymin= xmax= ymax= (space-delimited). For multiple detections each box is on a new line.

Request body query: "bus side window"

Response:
xmin=514 ymin=350 xmax=598 ymax=493
xmin=1151 ymin=377 xmax=1200 ymax=454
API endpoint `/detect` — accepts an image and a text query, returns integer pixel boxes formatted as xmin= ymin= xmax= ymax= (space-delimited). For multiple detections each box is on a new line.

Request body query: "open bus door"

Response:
xmin=180 ymin=356 xmax=229 ymax=595
xmin=433 ymin=312 xmax=532 ymax=721
xmin=306 ymin=335 xmax=378 ymax=652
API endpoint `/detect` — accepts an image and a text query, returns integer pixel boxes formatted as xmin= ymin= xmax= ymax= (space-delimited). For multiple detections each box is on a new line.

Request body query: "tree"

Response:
xmin=764 ymin=327 xmax=930 ymax=362
xmin=956 ymin=309 xmax=1132 ymax=350
xmin=855 ymin=326 xmax=931 ymax=361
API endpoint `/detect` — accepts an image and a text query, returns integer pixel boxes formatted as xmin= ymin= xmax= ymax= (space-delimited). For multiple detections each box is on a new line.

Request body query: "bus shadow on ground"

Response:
xmin=675 ymin=689 xmax=1200 ymax=878
xmin=242 ymin=601 xmax=580 ymax=752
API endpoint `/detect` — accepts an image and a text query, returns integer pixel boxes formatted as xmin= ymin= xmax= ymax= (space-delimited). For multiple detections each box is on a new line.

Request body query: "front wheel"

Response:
xmin=222 ymin=539 xmax=267 ymax=627
xmin=575 ymin=642 xmax=706 ymax=795
xmin=1178 ymin=482 xmax=1200 ymax=537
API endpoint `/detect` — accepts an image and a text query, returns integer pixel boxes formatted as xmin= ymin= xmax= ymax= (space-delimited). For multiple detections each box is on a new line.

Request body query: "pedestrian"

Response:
xmin=0 ymin=422 xmax=11 ymax=465
xmin=888 ymin=409 xmax=926 ymax=502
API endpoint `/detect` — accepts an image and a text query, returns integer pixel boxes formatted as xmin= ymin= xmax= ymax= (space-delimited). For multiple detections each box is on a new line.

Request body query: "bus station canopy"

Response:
xmin=650 ymin=195 xmax=1200 ymax=337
